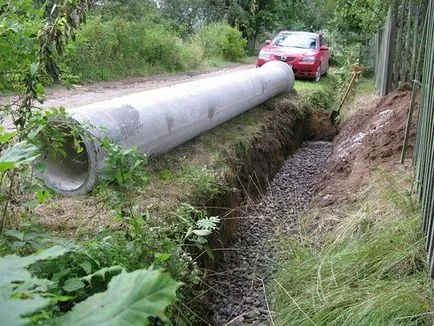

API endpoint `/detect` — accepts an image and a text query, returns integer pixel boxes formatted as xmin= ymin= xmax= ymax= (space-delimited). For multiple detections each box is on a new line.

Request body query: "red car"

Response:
xmin=256 ymin=31 xmax=330 ymax=81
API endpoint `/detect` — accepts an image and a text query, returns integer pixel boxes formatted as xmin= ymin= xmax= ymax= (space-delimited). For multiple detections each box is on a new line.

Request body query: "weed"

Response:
xmin=296 ymin=75 xmax=339 ymax=112
xmin=181 ymin=165 xmax=226 ymax=204
xmin=100 ymin=137 xmax=149 ymax=188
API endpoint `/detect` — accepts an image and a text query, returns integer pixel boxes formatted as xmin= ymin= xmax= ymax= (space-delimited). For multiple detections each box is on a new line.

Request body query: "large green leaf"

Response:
xmin=81 ymin=265 xmax=123 ymax=283
xmin=0 ymin=246 xmax=69 ymax=325
xmin=59 ymin=269 xmax=182 ymax=326
xmin=0 ymin=295 xmax=50 ymax=326
xmin=0 ymin=246 xmax=69 ymax=287
xmin=0 ymin=141 xmax=39 ymax=171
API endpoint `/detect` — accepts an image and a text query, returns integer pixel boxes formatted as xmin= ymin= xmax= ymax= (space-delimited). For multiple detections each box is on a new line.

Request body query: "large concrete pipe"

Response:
xmin=37 ymin=61 xmax=294 ymax=195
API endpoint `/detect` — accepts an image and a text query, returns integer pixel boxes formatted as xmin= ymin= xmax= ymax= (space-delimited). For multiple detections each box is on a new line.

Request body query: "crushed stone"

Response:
xmin=205 ymin=141 xmax=332 ymax=325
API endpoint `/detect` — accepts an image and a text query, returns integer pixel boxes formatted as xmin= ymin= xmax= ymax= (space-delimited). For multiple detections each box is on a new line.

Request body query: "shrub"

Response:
xmin=175 ymin=39 xmax=204 ymax=71
xmin=64 ymin=17 xmax=200 ymax=81
xmin=322 ymin=29 xmax=359 ymax=67
xmin=195 ymin=23 xmax=247 ymax=61
xmin=63 ymin=19 xmax=246 ymax=82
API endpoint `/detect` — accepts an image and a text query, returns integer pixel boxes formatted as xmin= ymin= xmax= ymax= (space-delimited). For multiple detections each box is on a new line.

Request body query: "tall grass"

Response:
xmin=64 ymin=19 xmax=246 ymax=82
xmin=272 ymin=171 xmax=433 ymax=325
xmin=194 ymin=23 xmax=247 ymax=61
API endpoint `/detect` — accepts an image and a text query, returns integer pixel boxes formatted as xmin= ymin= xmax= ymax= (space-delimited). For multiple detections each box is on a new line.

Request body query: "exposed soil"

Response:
xmin=306 ymin=108 xmax=337 ymax=141
xmin=203 ymin=142 xmax=332 ymax=325
xmin=315 ymin=87 xmax=418 ymax=206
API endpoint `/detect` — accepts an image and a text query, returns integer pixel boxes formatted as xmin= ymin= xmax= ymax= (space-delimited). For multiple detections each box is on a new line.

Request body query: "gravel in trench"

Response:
xmin=206 ymin=141 xmax=332 ymax=325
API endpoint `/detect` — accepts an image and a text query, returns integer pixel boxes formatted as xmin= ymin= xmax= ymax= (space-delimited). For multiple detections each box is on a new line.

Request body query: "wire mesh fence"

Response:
xmin=369 ymin=0 xmax=434 ymax=276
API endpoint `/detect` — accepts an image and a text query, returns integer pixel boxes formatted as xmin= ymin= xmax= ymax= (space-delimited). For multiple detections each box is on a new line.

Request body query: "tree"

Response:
xmin=158 ymin=0 xmax=226 ymax=33
xmin=328 ymin=0 xmax=391 ymax=40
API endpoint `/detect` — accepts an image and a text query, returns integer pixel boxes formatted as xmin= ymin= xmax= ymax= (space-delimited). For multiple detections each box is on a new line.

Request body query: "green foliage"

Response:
xmin=273 ymin=174 xmax=432 ymax=325
xmin=94 ymin=0 xmax=158 ymax=22
xmin=177 ymin=203 xmax=220 ymax=255
xmin=64 ymin=17 xmax=203 ymax=81
xmin=0 ymin=246 xmax=68 ymax=287
xmin=296 ymin=75 xmax=339 ymax=112
xmin=1 ymin=0 xmax=212 ymax=324
xmin=329 ymin=0 xmax=391 ymax=40
xmin=60 ymin=268 xmax=182 ymax=325
xmin=195 ymin=23 xmax=247 ymax=60
xmin=181 ymin=165 xmax=226 ymax=203
xmin=0 ymin=0 xmax=43 ymax=93
xmin=101 ymin=138 xmax=149 ymax=188
xmin=64 ymin=16 xmax=246 ymax=82
xmin=0 ymin=244 xmax=182 ymax=325
xmin=0 ymin=140 xmax=39 ymax=172
xmin=0 ymin=246 xmax=69 ymax=325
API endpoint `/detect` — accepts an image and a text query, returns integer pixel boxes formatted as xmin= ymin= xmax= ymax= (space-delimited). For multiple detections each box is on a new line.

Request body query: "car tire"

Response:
xmin=315 ymin=65 xmax=321 ymax=82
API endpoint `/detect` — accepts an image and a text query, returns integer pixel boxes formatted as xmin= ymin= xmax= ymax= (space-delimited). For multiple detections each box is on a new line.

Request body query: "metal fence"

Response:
xmin=415 ymin=0 xmax=434 ymax=277
xmin=373 ymin=0 xmax=427 ymax=96
xmin=372 ymin=0 xmax=434 ymax=276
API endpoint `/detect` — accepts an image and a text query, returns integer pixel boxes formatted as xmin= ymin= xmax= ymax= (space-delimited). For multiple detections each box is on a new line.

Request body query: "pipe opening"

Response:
xmin=39 ymin=126 xmax=91 ymax=194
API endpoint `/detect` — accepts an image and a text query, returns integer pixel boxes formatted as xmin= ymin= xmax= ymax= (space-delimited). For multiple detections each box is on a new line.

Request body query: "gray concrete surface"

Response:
xmin=36 ymin=61 xmax=295 ymax=195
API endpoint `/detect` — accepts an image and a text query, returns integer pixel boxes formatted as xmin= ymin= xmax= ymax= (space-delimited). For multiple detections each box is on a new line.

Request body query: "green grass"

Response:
xmin=295 ymin=75 xmax=339 ymax=112
xmin=272 ymin=171 xmax=433 ymax=326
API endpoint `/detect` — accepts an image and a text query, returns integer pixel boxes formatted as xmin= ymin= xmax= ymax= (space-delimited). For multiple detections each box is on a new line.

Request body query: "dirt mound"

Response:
xmin=315 ymin=88 xmax=418 ymax=206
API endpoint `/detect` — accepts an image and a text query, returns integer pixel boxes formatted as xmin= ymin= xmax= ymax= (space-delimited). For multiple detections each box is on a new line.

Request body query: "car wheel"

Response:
xmin=315 ymin=65 xmax=321 ymax=82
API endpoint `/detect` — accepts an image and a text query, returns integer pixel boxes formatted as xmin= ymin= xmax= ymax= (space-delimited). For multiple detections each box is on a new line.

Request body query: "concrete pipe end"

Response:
xmin=35 ymin=121 xmax=101 ymax=196
xmin=262 ymin=61 xmax=295 ymax=92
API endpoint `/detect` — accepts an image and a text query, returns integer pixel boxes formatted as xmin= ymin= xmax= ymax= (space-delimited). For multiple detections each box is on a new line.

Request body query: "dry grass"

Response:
xmin=340 ymin=77 xmax=381 ymax=123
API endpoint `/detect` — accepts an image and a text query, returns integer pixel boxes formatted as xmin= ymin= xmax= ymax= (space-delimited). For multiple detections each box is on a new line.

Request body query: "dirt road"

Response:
xmin=0 ymin=63 xmax=253 ymax=129
xmin=41 ymin=64 xmax=255 ymax=109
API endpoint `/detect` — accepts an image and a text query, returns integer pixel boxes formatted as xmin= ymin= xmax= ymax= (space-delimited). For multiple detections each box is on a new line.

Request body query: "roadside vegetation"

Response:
xmin=64 ymin=20 xmax=247 ymax=82
xmin=273 ymin=169 xmax=432 ymax=325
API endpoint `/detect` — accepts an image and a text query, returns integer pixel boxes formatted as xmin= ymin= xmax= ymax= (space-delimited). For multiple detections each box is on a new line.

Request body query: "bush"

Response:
xmin=195 ymin=23 xmax=247 ymax=61
xmin=175 ymin=39 xmax=204 ymax=71
xmin=64 ymin=17 xmax=202 ymax=81
xmin=63 ymin=19 xmax=246 ymax=82
xmin=322 ymin=29 xmax=358 ymax=67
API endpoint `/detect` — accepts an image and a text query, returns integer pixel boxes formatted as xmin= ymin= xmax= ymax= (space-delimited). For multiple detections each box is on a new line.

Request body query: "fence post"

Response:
xmin=402 ymin=0 xmax=413 ymax=81
xmin=400 ymin=79 xmax=421 ymax=164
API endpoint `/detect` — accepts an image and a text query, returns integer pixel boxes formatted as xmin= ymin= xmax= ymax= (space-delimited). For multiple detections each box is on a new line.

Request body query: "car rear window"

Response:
xmin=273 ymin=33 xmax=317 ymax=49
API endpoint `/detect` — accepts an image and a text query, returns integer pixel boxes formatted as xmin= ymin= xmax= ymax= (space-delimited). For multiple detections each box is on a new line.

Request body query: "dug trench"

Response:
xmin=192 ymin=96 xmax=338 ymax=323
xmin=196 ymin=83 xmax=419 ymax=325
